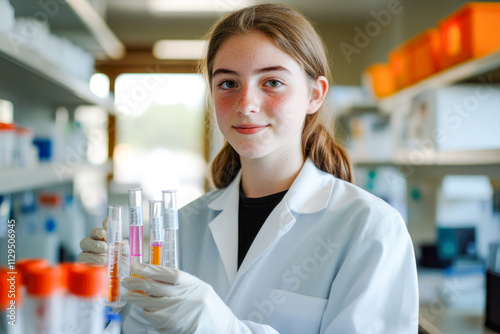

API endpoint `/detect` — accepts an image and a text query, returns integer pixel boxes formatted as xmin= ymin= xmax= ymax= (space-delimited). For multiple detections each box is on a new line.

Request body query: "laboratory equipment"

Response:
xmin=24 ymin=266 xmax=63 ymax=334
xmin=162 ymin=190 xmax=179 ymax=269
xmin=106 ymin=205 xmax=124 ymax=306
xmin=149 ymin=200 xmax=164 ymax=266
xmin=405 ymin=85 xmax=500 ymax=151
xmin=0 ymin=122 xmax=15 ymax=169
xmin=66 ymin=264 xmax=107 ymax=334
xmin=128 ymin=188 xmax=143 ymax=272
xmin=37 ymin=193 xmax=62 ymax=264
xmin=58 ymin=195 xmax=86 ymax=262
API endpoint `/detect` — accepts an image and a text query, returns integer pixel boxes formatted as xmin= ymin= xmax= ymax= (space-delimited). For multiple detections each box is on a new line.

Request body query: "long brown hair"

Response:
xmin=203 ymin=3 xmax=352 ymax=188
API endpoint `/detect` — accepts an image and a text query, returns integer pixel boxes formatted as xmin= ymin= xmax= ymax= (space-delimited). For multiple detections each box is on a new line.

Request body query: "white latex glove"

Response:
xmin=122 ymin=263 xmax=251 ymax=334
xmin=78 ymin=217 xmax=130 ymax=278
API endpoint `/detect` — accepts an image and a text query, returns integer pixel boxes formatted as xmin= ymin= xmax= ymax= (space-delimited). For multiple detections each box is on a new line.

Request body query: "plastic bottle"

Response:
xmin=15 ymin=258 xmax=49 ymax=300
xmin=62 ymin=263 xmax=106 ymax=334
xmin=0 ymin=122 xmax=15 ymax=169
xmin=14 ymin=126 xmax=35 ymax=168
xmin=0 ymin=268 xmax=23 ymax=334
xmin=23 ymin=265 xmax=64 ymax=334
xmin=37 ymin=193 xmax=62 ymax=264
xmin=15 ymin=192 xmax=38 ymax=260
xmin=58 ymin=195 xmax=86 ymax=262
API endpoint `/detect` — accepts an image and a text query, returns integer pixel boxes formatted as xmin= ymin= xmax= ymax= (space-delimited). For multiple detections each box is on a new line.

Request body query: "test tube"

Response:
xmin=162 ymin=190 xmax=179 ymax=269
xmin=107 ymin=205 xmax=123 ymax=305
xmin=149 ymin=200 xmax=164 ymax=266
xmin=128 ymin=188 xmax=144 ymax=272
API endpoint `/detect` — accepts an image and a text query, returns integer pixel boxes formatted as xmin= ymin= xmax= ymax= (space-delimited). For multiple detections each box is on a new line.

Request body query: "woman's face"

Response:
xmin=211 ymin=32 xmax=324 ymax=162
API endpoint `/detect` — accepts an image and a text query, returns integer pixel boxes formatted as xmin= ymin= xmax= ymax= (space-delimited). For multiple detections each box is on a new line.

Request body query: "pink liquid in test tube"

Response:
xmin=128 ymin=188 xmax=144 ymax=273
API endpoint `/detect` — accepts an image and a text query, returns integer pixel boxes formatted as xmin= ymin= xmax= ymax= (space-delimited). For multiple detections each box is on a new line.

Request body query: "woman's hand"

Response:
xmin=122 ymin=263 xmax=240 ymax=334
xmin=78 ymin=218 xmax=130 ymax=277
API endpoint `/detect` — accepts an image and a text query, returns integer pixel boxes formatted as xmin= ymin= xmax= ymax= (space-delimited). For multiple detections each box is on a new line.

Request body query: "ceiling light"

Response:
xmin=148 ymin=0 xmax=254 ymax=13
xmin=153 ymin=40 xmax=207 ymax=59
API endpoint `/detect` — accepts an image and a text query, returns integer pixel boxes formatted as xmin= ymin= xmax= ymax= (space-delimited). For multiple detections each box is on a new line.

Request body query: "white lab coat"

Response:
xmin=123 ymin=158 xmax=419 ymax=333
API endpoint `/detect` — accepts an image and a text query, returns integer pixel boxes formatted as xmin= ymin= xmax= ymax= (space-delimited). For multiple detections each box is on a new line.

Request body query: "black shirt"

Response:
xmin=238 ymin=186 xmax=288 ymax=268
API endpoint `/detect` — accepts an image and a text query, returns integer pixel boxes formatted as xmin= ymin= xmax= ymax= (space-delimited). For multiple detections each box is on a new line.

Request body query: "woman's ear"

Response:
xmin=307 ymin=76 xmax=328 ymax=114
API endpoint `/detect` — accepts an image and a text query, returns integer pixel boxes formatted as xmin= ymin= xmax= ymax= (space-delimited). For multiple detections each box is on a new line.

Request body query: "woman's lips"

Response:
xmin=233 ymin=124 xmax=269 ymax=135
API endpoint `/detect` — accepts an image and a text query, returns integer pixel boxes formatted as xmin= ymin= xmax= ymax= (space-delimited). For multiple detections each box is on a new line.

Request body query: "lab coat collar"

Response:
xmin=207 ymin=158 xmax=333 ymax=213
xmin=207 ymin=172 xmax=241 ymax=283
xmin=207 ymin=158 xmax=334 ymax=284
xmin=284 ymin=157 xmax=333 ymax=214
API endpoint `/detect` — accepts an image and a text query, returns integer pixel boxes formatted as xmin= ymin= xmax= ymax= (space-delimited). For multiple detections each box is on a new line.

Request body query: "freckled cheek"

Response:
xmin=214 ymin=97 xmax=235 ymax=131
xmin=214 ymin=95 xmax=236 ymax=114
xmin=262 ymin=95 xmax=291 ymax=116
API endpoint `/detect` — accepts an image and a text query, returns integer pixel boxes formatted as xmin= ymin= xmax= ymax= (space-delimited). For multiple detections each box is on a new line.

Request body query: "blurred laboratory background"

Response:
xmin=0 ymin=0 xmax=500 ymax=333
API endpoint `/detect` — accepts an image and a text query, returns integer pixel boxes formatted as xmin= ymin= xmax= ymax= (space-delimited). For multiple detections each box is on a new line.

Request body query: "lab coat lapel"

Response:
xmin=208 ymin=173 xmax=241 ymax=284
xmin=236 ymin=201 xmax=296 ymax=278
xmin=236 ymin=159 xmax=333 ymax=279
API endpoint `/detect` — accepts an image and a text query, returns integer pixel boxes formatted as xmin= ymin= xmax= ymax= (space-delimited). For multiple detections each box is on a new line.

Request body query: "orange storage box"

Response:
xmin=407 ymin=28 xmax=441 ymax=83
xmin=363 ymin=63 xmax=396 ymax=98
xmin=438 ymin=2 xmax=500 ymax=69
xmin=389 ymin=42 xmax=412 ymax=89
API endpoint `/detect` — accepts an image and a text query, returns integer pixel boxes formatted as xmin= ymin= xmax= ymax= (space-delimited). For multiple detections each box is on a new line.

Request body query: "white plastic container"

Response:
xmin=23 ymin=266 xmax=64 ymax=334
xmin=58 ymin=195 xmax=86 ymax=262
xmin=14 ymin=126 xmax=35 ymax=167
xmin=0 ymin=122 xmax=16 ymax=169
xmin=65 ymin=264 xmax=106 ymax=334
xmin=406 ymin=85 xmax=500 ymax=151
xmin=36 ymin=193 xmax=62 ymax=264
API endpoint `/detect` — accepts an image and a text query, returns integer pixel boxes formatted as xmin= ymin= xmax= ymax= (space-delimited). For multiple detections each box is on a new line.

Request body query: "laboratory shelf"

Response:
xmin=379 ymin=50 xmax=500 ymax=114
xmin=9 ymin=0 xmax=125 ymax=60
xmin=395 ymin=149 xmax=500 ymax=166
xmin=0 ymin=32 xmax=114 ymax=111
xmin=335 ymin=102 xmax=379 ymax=117
xmin=0 ymin=161 xmax=112 ymax=194
xmin=349 ymin=153 xmax=395 ymax=167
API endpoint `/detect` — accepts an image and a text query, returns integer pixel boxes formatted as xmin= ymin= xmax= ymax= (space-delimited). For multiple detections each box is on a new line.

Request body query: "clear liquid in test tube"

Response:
xmin=162 ymin=190 xmax=179 ymax=269
xmin=149 ymin=200 xmax=164 ymax=266
xmin=107 ymin=205 xmax=125 ymax=307
xmin=128 ymin=188 xmax=144 ymax=273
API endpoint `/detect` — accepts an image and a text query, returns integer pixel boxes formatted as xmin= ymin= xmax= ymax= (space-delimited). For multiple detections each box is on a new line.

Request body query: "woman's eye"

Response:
xmin=266 ymin=80 xmax=282 ymax=88
xmin=220 ymin=80 xmax=237 ymax=89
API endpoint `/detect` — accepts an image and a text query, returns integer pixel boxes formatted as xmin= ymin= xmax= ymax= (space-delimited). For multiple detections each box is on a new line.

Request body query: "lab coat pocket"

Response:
xmin=267 ymin=289 xmax=327 ymax=334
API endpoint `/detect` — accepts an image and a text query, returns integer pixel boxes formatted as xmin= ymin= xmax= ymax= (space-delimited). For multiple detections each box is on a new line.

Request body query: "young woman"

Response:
xmin=79 ymin=4 xmax=418 ymax=333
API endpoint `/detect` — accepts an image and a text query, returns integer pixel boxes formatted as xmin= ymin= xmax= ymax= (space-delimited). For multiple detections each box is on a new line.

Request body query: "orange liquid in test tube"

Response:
xmin=150 ymin=244 xmax=162 ymax=266
xmin=108 ymin=260 xmax=120 ymax=302
xmin=107 ymin=205 xmax=124 ymax=305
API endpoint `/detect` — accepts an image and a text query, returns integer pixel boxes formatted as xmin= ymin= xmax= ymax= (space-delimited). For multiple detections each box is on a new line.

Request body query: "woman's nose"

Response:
xmin=237 ymin=84 xmax=260 ymax=115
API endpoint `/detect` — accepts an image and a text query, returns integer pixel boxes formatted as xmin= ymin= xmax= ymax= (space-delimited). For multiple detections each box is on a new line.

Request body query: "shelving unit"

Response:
xmin=395 ymin=149 xmax=500 ymax=166
xmin=360 ymin=50 xmax=500 ymax=334
xmin=9 ymin=0 xmax=125 ymax=60
xmin=378 ymin=50 xmax=500 ymax=114
xmin=342 ymin=51 xmax=500 ymax=169
xmin=0 ymin=161 xmax=112 ymax=194
xmin=0 ymin=33 xmax=114 ymax=110
xmin=0 ymin=0 xmax=122 ymax=195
